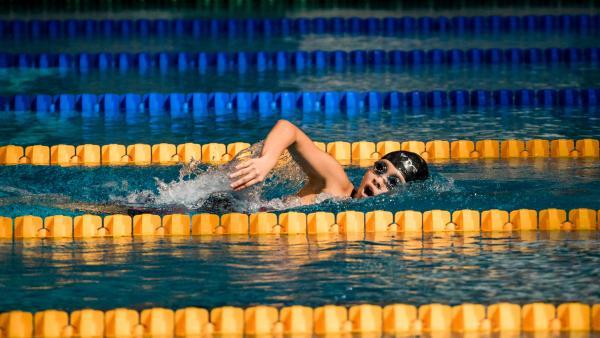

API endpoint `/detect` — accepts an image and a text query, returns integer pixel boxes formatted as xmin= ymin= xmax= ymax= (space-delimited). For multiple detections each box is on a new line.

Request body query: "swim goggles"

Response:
xmin=372 ymin=160 xmax=404 ymax=189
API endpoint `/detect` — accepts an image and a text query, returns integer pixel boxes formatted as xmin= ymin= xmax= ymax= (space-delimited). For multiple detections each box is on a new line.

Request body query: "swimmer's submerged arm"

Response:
xmin=229 ymin=120 xmax=352 ymax=194
xmin=0 ymin=193 xmax=131 ymax=215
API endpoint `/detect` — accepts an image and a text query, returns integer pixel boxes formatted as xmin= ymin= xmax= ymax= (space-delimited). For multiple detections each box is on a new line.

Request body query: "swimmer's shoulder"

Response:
xmin=323 ymin=181 xmax=354 ymax=199
xmin=296 ymin=187 xmax=353 ymax=205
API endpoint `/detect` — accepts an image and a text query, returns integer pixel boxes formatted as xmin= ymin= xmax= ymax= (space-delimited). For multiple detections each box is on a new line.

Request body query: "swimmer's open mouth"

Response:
xmin=363 ymin=186 xmax=374 ymax=197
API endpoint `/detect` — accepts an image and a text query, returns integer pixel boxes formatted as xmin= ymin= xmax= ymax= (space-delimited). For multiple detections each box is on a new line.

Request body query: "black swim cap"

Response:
xmin=382 ymin=151 xmax=429 ymax=182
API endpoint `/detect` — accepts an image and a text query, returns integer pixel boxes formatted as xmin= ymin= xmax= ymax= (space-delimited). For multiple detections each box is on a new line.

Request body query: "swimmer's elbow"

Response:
xmin=276 ymin=119 xmax=295 ymax=129
xmin=276 ymin=119 xmax=299 ymax=137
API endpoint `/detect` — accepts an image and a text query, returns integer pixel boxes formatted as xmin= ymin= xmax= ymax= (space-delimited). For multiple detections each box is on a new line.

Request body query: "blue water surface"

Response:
xmin=1 ymin=5 xmax=599 ymax=315
xmin=1 ymin=7 xmax=597 ymax=21
xmin=0 ymin=159 xmax=598 ymax=218
xmin=0 ymin=232 xmax=598 ymax=312
xmin=1 ymin=107 xmax=599 ymax=146
xmin=1 ymin=64 xmax=599 ymax=96
xmin=2 ymin=32 xmax=599 ymax=54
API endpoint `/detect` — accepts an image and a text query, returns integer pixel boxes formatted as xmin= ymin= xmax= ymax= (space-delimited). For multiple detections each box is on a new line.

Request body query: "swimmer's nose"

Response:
xmin=371 ymin=177 xmax=382 ymax=190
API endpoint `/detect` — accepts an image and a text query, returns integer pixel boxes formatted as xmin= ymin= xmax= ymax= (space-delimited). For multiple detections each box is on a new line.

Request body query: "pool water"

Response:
xmin=1 ymin=232 xmax=598 ymax=312
xmin=2 ymin=32 xmax=599 ymax=54
xmin=1 ymin=4 xmax=599 ymax=320
xmin=1 ymin=107 xmax=599 ymax=146
xmin=1 ymin=63 xmax=599 ymax=95
xmin=1 ymin=6 xmax=597 ymax=20
xmin=0 ymin=159 xmax=598 ymax=218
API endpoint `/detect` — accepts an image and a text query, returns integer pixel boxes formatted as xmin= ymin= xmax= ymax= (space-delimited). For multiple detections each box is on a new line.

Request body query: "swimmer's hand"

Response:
xmin=229 ymin=155 xmax=278 ymax=191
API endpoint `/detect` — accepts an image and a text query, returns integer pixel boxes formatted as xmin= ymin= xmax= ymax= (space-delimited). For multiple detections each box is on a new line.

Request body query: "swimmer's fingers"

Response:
xmin=230 ymin=171 xmax=259 ymax=190
xmin=229 ymin=166 xmax=254 ymax=179
xmin=233 ymin=177 xmax=262 ymax=191
xmin=229 ymin=160 xmax=255 ymax=180
xmin=234 ymin=159 xmax=253 ymax=170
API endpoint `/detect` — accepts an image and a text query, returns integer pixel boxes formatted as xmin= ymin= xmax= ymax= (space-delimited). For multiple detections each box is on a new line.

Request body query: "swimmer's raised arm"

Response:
xmin=229 ymin=120 xmax=353 ymax=198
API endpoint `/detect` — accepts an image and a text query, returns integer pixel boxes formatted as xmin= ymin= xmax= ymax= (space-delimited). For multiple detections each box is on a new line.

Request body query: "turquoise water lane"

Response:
xmin=0 ymin=5 xmax=599 ymax=316
xmin=1 ymin=107 xmax=600 ymax=146
xmin=1 ymin=63 xmax=599 ymax=96
xmin=0 ymin=158 xmax=599 ymax=217
xmin=0 ymin=232 xmax=599 ymax=311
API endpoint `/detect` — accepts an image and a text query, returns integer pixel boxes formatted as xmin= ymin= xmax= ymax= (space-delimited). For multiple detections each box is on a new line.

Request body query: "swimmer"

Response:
xmin=0 ymin=120 xmax=428 ymax=215
xmin=229 ymin=120 xmax=429 ymax=204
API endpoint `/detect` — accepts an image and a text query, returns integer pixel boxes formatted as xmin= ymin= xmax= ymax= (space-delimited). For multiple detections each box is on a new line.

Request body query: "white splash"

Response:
xmin=155 ymin=167 xmax=231 ymax=208
xmin=123 ymin=142 xmax=310 ymax=212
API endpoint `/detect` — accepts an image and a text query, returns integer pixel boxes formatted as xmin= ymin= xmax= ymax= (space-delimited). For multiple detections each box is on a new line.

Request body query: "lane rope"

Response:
xmin=0 ymin=302 xmax=598 ymax=335
xmin=2 ymin=88 xmax=599 ymax=114
xmin=0 ymin=14 xmax=598 ymax=39
xmin=0 ymin=208 xmax=598 ymax=238
xmin=1 ymin=138 xmax=599 ymax=166
xmin=1 ymin=47 xmax=598 ymax=71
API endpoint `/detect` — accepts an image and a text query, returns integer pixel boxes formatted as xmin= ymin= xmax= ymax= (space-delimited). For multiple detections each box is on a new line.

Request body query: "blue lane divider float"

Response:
xmin=0 ymin=15 xmax=598 ymax=39
xmin=0 ymin=88 xmax=598 ymax=116
xmin=0 ymin=47 xmax=598 ymax=72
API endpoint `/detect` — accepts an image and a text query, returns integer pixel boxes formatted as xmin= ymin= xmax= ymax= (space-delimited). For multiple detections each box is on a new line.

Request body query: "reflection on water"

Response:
xmin=0 ymin=32 xmax=598 ymax=54
xmin=1 ymin=63 xmax=598 ymax=95
xmin=1 ymin=106 xmax=599 ymax=147
xmin=0 ymin=6 xmax=597 ymax=21
xmin=0 ymin=232 xmax=598 ymax=311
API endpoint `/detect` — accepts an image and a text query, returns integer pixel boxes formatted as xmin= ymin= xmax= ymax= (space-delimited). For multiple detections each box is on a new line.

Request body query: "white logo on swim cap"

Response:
xmin=400 ymin=153 xmax=418 ymax=174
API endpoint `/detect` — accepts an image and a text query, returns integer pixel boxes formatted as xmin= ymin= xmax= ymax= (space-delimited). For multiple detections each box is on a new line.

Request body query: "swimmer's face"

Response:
xmin=355 ymin=159 xmax=406 ymax=198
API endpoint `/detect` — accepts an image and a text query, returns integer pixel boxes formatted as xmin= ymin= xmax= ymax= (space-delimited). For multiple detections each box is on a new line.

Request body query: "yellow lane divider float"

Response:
xmin=0 ymin=303 xmax=599 ymax=336
xmin=0 ymin=208 xmax=597 ymax=239
xmin=0 ymin=139 xmax=599 ymax=166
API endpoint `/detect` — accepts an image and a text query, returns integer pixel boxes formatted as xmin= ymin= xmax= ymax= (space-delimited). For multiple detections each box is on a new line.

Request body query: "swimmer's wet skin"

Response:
xmin=229 ymin=120 xmax=429 ymax=203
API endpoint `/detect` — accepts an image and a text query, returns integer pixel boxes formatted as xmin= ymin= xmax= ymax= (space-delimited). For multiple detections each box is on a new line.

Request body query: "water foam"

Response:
xmin=122 ymin=142 xmax=310 ymax=213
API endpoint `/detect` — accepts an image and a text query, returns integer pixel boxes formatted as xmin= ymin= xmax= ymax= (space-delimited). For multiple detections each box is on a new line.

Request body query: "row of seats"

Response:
xmin=1 ymin=139 xmax=598 ymax=166
xmin=3 ymin=47 xmax=598 ymax=70
xmin=1 ymin=14 xmax=598 ymax=39
xmin=4 ymin=89 xmax=599 ymax=114
xmin=0 ymin=208 xmax=597 ymax=239
xmin=1 ymin=303 xmax=598 ymax=336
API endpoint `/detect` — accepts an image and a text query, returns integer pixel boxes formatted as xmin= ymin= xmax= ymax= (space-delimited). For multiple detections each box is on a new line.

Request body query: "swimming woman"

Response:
xmin=229 ymin=119 xmax=429 ymax=204
xmin=0 ymin=120 xmax=429 ymax=214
